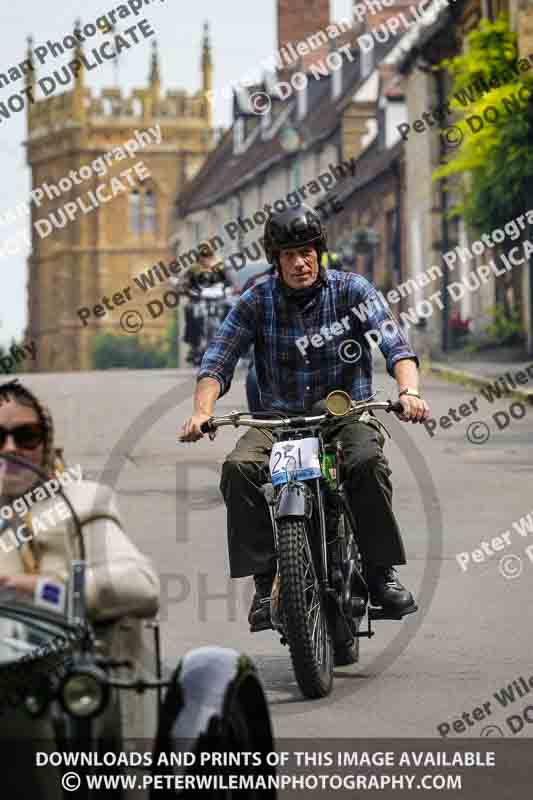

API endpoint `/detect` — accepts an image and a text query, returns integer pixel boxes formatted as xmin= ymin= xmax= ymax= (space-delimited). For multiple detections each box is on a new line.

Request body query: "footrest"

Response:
xmin=249 ymin=620 xmax=274 ymax=633
xmin=369 ymin=603 xmax=418 ymax=621
xmin=354 ymin=627 xmax=375 ymax=639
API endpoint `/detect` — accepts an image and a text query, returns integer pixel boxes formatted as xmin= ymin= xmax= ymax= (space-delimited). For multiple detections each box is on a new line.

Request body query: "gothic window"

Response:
xmin=129 ymin=187 xmax=158 ymax=234
xmin=144 ymin=189 xmax=157 ymax=233
xmin=129 ymin=190 xmax=142 ymax=233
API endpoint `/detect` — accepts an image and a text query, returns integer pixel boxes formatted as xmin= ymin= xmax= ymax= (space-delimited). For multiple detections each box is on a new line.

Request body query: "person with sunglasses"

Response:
xmin=0 ymin=379 xmax=160 ymax=741
xmin=0 ymin=379 xmax=160 ymax=616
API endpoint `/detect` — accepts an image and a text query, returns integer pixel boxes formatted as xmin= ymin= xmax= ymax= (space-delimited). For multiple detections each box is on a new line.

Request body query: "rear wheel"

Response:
xmin=278 ymin=518 xmax=333 ymax=699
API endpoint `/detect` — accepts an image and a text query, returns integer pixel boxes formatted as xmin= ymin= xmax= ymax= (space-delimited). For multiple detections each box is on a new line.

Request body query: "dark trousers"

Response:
xmin=219 ymin=415 xmax=406 ymax=578
xmin=184 ymin=303 xmax=204 ymax=347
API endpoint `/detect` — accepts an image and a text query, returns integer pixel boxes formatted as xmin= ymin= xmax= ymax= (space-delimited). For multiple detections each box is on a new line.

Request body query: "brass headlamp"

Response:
xmin=325 ymin=390 xmax=354 ymax=416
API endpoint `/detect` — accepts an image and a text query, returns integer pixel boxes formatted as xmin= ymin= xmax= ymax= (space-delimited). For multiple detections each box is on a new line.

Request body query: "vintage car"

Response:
xmin=0 ymin=453 xmax=276 ymax=799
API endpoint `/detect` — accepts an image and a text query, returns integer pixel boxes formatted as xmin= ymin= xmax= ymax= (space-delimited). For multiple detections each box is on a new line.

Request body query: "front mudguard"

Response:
xmin=275 ymin=481 xmax=313 ymax=520
xmin=151 ymin=646 xmax=275 ymax=795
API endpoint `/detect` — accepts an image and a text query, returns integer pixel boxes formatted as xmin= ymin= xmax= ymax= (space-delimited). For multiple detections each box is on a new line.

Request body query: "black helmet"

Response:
xmin=264 ymin=204 xmax=328 ymax=265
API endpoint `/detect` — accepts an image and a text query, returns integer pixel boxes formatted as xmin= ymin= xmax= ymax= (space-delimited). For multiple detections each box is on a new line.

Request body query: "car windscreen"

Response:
xmin=0 ymin=604 xmax=77 ymax=666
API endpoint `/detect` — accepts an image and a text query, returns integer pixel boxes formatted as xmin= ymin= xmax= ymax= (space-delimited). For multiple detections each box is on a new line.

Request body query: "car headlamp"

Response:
xmin=326 ymin=390 xmax=353 ymax=416
xmin=59 ymin=665 xmax=109 ymax=718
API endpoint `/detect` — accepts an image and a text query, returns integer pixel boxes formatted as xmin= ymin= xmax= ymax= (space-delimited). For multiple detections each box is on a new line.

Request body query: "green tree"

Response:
xmin=0 ymin=339 xmax=25 ymax=376
xmin=91 ymin=333 xmax=168 ymax=370
xmin=90 ymin=314 xmax=179 ymax=370
xmin=433 ymin=15 xmax=533 ymax=231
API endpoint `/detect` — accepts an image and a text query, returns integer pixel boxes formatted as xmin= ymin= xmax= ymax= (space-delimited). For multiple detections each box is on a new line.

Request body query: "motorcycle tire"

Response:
xmin=278 ymin=517 xmax=333 ymax=699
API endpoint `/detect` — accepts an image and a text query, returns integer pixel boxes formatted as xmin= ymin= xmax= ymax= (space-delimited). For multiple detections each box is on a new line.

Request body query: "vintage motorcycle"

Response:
xmin=183 ymin=284 xmax=233 ymax=366
xmin=200 ymin=391 xmax=405 ymax=700
xmin=0 ymin=453 xmax=275 ymax=798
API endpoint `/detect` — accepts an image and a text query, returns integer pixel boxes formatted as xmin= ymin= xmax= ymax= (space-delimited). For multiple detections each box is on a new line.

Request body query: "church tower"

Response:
xmin=25 ymin=23 xmax=214 ymax=371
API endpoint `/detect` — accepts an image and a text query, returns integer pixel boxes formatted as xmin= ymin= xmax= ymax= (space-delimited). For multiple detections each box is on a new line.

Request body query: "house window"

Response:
xmin=129 ymin=187 xmax=158 ymax=234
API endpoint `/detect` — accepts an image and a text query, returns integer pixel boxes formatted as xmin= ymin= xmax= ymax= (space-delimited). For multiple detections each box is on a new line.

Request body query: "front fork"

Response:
xmin=264 ymin=476 xmax=342 ymax=640
xmin=262 ymin=479 xmax=324 ymax=633
xmin=261 ymin=483 xmax=281 ymax=630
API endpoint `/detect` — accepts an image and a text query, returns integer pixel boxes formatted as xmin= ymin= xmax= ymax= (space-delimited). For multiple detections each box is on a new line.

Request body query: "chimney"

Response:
xmin=277 ymin=0 xmax=330 ymax=73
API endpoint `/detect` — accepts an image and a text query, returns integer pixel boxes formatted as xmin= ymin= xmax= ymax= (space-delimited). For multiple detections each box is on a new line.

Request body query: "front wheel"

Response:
xmin=278 ymin=518 xmax=333 ymax=699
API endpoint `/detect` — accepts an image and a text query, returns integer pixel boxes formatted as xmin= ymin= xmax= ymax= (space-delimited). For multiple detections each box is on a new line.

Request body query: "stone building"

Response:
xmin=25 ymin=25 xmax=214 ymax=371
xmin=172 ymin=1 xmax=412 ymax=368
xmin=320 ymin=66 xmax=407 ymax=298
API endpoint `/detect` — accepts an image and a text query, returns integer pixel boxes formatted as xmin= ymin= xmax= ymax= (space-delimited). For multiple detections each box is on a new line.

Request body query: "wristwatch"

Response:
xmin=398 ymin=388 xmax=421 ymax=399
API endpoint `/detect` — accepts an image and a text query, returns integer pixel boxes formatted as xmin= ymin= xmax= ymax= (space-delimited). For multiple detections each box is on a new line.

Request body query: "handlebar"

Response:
xmin=199 ymin=399 xmax=404 ymax=434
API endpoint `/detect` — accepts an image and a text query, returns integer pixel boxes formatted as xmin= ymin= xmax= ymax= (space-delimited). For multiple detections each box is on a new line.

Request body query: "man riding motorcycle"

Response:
xmin=179 ymin=242 xmax=233 ymax=366
xmin=180 ymin=205 xmax=430 ymax=632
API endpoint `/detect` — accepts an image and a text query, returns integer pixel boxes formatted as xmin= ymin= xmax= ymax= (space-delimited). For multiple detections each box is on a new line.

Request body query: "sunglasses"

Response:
xmin=0 ymin=424 xmax=45 ymax=450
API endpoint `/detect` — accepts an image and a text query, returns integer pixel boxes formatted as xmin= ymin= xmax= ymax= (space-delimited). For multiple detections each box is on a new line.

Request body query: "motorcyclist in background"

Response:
xmin=179 ymin=243 xmax=233 ymax=366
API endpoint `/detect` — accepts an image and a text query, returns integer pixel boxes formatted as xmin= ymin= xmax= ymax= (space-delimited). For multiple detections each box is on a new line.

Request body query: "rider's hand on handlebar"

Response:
xmin=179 ymin=412 xmax=213 ymax=443
xmin=396 ymin=394 xmax=430 ymax=424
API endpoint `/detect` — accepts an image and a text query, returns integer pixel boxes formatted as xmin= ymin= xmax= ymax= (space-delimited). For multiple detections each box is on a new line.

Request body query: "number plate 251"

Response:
xmin=269 ymin=437 xmax=321 ymax=486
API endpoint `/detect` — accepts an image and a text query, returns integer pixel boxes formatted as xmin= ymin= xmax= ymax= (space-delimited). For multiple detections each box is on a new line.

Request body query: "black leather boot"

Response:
xmin=367 ymin=567 xmax=417 ymax=618
xmin=248 ymin=571 xmax=275 ymax=632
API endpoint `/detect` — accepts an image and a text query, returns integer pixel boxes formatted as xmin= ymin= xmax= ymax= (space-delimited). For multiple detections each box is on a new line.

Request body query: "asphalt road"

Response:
xmin=18 ymin=363 xmax=533 ymax=742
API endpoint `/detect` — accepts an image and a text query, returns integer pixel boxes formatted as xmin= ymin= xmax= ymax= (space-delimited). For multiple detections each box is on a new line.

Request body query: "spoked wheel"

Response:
xmin=333 ymin=516 xmax=362 ymax=666
xmin=278 ymin=518 xmax=333 ymax=699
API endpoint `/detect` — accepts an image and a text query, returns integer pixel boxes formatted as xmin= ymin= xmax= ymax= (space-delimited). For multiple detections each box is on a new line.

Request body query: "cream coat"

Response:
xmin=0 ymin=480 xmax=161 ymax=740
xmin=0 ymin=479 xmax=160 ymax=621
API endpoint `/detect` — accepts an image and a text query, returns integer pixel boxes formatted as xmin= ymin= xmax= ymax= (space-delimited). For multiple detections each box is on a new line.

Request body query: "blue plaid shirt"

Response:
xmin=198 ymin=270 xmax=418 ymax=413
